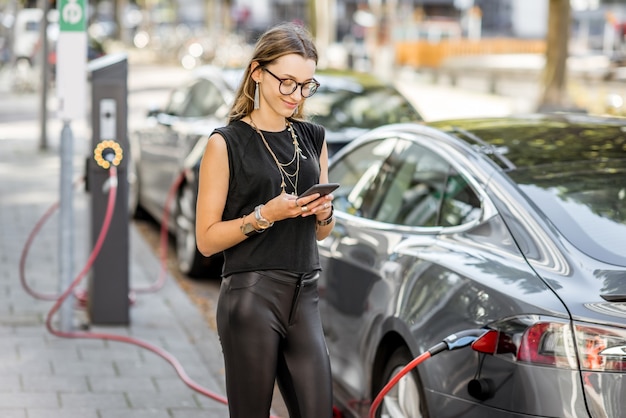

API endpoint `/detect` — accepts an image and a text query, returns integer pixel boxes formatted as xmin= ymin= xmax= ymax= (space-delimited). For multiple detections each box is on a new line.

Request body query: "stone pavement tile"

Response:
xmin=11 ymin=325 xmax=54 ymax=338
xmin=0 ymin=348 xmax=53 ymax=375
xmin=170 ymin=405 xmax=230 ymax=418
xmin=126 ymin=390 xmax=199 ymax=409
xmin=154 ymin=376 xmax=204 ymax=393
xmin=22 ymin=375 xmax=90 ymax=392
xmin=0 ymin=410 xmax=26 ymax=418
xmin=171 ymin=406 xmax=228 ymax=418
xmin=0 ymin=392 xmax=59 ymax=408
xmin=19 ymin=343 xmax=82 ymax=363
xmin=194 ymin=390 xmax=232 ymax=410
xmin=114 ymin=356 xmax=187 ymax=378
xmin=88 ymin=376 xmax=157 ymax=392
xmin=100 ymin=410 xmax=172 ymax=418
xmin=153 ymin=376 xmax=226 ymax=406
xmin=0 ymin=375 xmax=20 ymax=392
xmin=60 ymin=392 xmax=129 ymax=408
xmin=46 ymin=333 xmax=110 ymax=349
xmin=50 ymin=358 xmax=118 ymax=377
xmin=76 ymin=344 xmax=145 ymax=362
xmin=27 ymin=410 xmax=99 ymax=418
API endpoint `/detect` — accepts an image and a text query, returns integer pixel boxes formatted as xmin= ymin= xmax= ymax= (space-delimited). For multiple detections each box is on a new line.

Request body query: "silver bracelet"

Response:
xmin=316 ymin=205 xmax=334 ymax=226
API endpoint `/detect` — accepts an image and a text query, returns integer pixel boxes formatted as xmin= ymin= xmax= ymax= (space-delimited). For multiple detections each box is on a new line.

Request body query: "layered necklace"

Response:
xmin=249 ymin=117 xmax=306 ymax=195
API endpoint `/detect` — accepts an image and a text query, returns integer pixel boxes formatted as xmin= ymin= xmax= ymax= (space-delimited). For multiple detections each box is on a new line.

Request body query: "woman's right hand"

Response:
xmin=262 ymin=191 xmax=333 ymax=223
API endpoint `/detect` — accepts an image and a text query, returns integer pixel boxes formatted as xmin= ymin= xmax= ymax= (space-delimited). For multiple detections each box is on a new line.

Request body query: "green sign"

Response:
xmin=59 ymin=0 xmax=86 ymax=32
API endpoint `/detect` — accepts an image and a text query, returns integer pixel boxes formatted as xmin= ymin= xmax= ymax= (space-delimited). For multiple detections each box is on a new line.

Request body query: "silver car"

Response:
xmin=129 ymin=66 xmax=422 ymax=277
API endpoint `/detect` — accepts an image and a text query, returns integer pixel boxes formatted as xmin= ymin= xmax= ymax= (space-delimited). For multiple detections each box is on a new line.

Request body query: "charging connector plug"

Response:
xmin=427 ymin=329 xmax=489 ymax=357
xmin=444 ymin=329 xmax=490 ymax=351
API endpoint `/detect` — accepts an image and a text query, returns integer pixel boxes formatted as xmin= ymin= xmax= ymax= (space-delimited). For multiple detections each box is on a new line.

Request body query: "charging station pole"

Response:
xmin=87 ymin=53 xmax=130 ymax=325
xmin=56 ymin=0 xmax=87 ymax=332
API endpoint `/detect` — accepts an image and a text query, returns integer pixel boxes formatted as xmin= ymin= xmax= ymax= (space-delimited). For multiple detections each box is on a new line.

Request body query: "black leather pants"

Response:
xmin=216 ymin=270 xmax=333 ymax=418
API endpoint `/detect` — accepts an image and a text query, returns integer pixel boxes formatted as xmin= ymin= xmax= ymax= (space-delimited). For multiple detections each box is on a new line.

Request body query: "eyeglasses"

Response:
xmin=263 ymin=68 xmax=320 ymax=98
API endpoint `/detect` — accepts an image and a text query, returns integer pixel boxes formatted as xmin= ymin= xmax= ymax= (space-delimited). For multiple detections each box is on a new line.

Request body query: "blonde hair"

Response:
xmin=228 ymin=22 xmax=318 ymax=123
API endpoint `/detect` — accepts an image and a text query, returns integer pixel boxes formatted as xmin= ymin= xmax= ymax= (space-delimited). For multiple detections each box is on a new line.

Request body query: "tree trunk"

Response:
xmin=538 ymin=0 xmax=571 ymax=111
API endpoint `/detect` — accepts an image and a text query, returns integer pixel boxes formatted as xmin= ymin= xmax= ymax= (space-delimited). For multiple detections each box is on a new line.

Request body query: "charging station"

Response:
xmin=87 ymin=53 xmax=130 ymax=324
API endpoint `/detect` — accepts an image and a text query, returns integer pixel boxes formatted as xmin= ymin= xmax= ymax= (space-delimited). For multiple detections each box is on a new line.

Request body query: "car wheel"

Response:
xmin=175 ymin=181 xmax=211 ymax=277
xmin=127 ymin=156 xmax=148 ymax=219
xmin=377 ymin=346 xmax=429 ymax=418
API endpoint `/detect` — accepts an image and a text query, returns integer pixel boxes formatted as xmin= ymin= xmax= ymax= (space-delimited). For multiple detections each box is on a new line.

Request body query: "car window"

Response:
xmin=163 ymin=79 xmax=225 ymax=118
xmin=375 ymin=142 xmax=448 ymax=226
xmin=329 ymin=138 xmax=399 ymax=217
xmin=309 ymin=87 xmax=421 ymax=130
xmin=164 ymin=85 xmax=191 ymax=116
xmin=183 ymin=80 xmax=225 ymax=118
xmin=330 ymin=136 xmax=482 ymax=227
xmin=439 ymin=170 xmax=482 ymax=226
xmin=513 ymin=162 xmax=626 ymax=265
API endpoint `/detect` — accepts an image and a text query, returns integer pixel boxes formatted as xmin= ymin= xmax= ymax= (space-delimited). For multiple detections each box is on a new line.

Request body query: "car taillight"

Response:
xmin=574 ymin=323 xmax=626 ymax=372
xmin=517 ymin=322 xmax=578 ymax=368
xmin=473 ymin=316 xmax=626 ymax=372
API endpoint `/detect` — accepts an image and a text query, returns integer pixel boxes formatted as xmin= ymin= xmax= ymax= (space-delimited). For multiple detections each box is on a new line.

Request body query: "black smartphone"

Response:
xmin=299 ymin=183 xmax=339 ymax=198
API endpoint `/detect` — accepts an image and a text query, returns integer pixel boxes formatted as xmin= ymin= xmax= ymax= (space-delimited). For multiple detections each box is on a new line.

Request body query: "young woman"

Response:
xmin=195 ymin=22 xmax=335 ymax=418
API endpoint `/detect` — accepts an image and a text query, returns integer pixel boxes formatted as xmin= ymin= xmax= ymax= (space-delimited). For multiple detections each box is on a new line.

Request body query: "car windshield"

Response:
xmin=511 ymin=161 xmax=626 ymax=265
xmin=308 ymin=87 xmax=421 ymax=131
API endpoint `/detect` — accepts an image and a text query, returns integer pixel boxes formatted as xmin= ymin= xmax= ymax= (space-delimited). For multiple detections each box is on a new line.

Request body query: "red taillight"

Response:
xmin=476 ymin=317 xmax=626 ymax=371
xmin=574 ymin=324 xmax=626 ymax=372
xmin=517 ymin=322 xmax=576 ymax=367
xmin=332 ymin=406 xmax=343 ymax=418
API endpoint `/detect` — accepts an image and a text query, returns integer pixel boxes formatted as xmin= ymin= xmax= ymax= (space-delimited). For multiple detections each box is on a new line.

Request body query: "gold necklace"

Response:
xmin=249 ymin=118 xmax=304 ymax=194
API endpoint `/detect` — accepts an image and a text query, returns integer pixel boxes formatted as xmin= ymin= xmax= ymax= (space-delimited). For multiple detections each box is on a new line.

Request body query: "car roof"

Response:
xmin=192 ymin=65 xmax=243 ymax=91
xmin=427 ymin=113 xmax=626 ymax=170
xmin=315 ymin=73 xmax=363 ymax=93
xmin=191 ymin=65 xmax=392 ymax=95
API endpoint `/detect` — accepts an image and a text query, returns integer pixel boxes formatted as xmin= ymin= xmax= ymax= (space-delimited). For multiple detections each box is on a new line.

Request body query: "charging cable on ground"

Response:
xmin=368 ymin=329 xmax=491 ymax=418
xmin=19 ymin=176 xmax=84 ymax=302
xmin=19 ymin=154 xmax=184 ymax=303
xmin=20 ymin=146 xmax=280 ymax=416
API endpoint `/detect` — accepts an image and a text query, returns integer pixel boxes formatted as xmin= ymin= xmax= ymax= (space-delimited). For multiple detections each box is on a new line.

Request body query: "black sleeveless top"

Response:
xmin=212 ymin=119 xmax=325 ymax=276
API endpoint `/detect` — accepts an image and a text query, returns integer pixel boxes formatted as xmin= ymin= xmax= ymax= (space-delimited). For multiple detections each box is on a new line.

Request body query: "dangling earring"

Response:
xmin=254 ymin=82 xmax=260 ymax=110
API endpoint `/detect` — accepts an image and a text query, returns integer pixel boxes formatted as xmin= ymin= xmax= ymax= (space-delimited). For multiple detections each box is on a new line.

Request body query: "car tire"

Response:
xmin=377 ymin=346 xmax=429 ymax=418
xmin=175 ymin=181 xmax=219 ymax=278
xmin=127 ymin=156 xmax=148 ymax=219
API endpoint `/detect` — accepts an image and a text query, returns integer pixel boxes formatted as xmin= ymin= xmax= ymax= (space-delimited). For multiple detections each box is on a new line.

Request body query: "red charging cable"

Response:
xmin=368 ymin=330 xmax=489 ymax=418
xmin=133 ymin=170 xmax=184 ymax=294
xmin=20 ymin=166 xmax=281 ymax=417
xmin=19 ymin=171 xmax=184 ymax=302
xmin=368 ymin=352 xmax=431 ymax=418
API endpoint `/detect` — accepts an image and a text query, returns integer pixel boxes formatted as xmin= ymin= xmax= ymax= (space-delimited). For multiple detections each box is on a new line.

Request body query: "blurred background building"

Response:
xmin=2 ymin=0 xmax=626 ymax=80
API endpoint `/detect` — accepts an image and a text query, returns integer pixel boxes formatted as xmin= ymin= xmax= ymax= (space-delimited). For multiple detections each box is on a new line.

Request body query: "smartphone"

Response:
xmin=299 ymin=183 xmax=339 ymax=198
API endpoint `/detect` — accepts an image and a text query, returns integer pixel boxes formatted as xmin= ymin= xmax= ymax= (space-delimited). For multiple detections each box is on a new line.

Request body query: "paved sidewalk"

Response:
xmin=0 ymin=122 xmax=230 ymax=417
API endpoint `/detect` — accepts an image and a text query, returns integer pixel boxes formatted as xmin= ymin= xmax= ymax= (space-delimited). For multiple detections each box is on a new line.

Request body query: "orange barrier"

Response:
xmin=395 ymin=38 xmax=546 ymax=68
